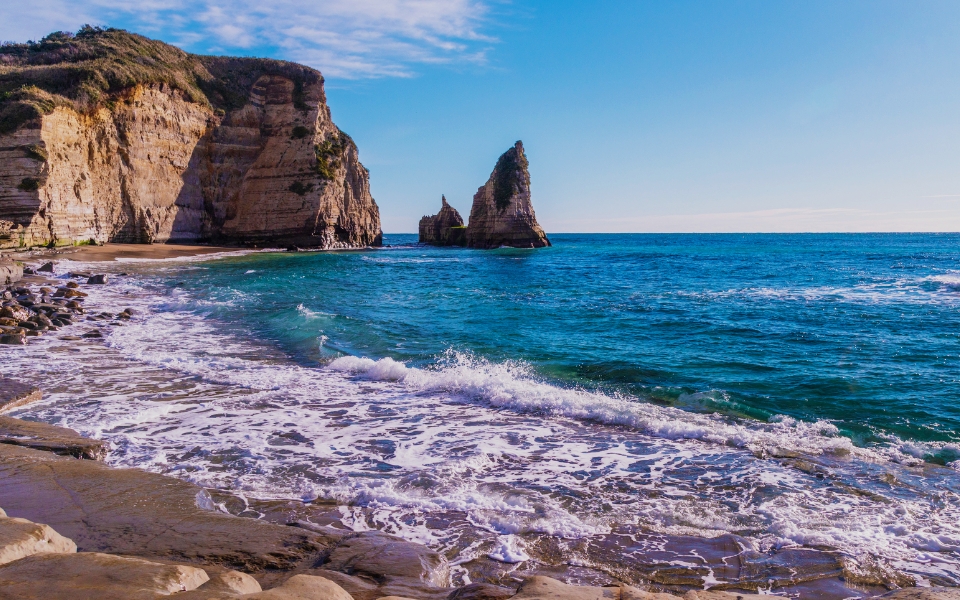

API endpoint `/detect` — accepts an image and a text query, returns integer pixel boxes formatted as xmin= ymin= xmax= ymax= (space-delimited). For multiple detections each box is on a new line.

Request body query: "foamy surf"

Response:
xmin=328 ymin=353 xmax=915 ymax=466
xmin=5 ymin=234 xmax=960 ymax=591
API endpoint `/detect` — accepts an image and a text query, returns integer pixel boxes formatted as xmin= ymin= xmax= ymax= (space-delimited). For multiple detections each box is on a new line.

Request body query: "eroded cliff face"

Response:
xmin=418 ymin=195 xmax=466 ymax=246
xmin=0 ymin=66 xmax=380 ymax=249
xmin=466 ymin=141 xmax=549 ymax=249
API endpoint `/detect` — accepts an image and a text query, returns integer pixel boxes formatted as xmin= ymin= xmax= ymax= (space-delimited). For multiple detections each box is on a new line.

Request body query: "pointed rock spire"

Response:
xmin=419 ymin=195 xmax=466 ymax=246
xmin=466 ymin=141 xmax=549 ymax=249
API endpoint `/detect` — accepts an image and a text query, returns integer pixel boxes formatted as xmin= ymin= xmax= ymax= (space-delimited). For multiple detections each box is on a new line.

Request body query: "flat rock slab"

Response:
xmin=448 ymin=582 xmax=518 ymax=600
xmin=305 ymin=568 xmax=451 ymax=600
xmin=0 ymin=515 xmax=77 ymax=566
xmin=0 ymin=415 xmax=107 ymax=460
xmin=880 ymin=590 xmax=960 ymax=600
xmin=0 ymin=378 xmax=41 ymax=413
xmin=0 ymin=444 xmax=337 ymax=573
xmin=323 ymin=530 xmax=450 ymax=587
xmin=0 ymin=551 xmax=209 ymax=600
xmin=513 ymin=577 xmax=619 ymax=600
xmin=682 ymin=592 xmax=768 ymax=600
xmin=175 ymin=574 xmax=354 ymax=600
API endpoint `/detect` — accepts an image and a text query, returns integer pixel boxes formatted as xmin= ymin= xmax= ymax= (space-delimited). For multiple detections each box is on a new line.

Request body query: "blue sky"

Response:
xmin=4 ymin=1 xmax=960 ymax=232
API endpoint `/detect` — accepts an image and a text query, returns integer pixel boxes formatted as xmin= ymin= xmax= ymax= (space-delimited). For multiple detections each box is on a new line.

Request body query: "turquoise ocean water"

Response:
xmin=5 ymin=233 xmax=960 ymax=593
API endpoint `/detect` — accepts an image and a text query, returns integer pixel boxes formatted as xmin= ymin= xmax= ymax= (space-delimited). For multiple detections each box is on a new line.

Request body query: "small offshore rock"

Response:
xmin=37 ymin=262 xmax=54 ymax=273
xmin=87 ymin=274 xmax=108 ymax=285
xmin=0 ymin=334 xmax=26 ymax=345
xmin=419 ymin=195 xmax=466 ymax=246
xmin=59 ymin=336 xmax=82 ymax=341
xmin=65 ymin=281 xmax=79 ymax=289
xmin=81 ymin=330 xmax=103 ymax=339
xmin=21 ymin=268 xmax=35 ymax=275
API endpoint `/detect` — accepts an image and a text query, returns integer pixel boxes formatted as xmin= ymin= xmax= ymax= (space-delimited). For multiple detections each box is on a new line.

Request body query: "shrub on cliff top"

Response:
xmin=0 ymin=27 xmax=324 ymax=133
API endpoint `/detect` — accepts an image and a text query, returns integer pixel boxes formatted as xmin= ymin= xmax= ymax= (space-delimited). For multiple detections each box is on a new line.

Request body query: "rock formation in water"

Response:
xmin=465 ymin=141 xmax=549 ymax=249
xmin=418 ymin=195 xmax=466 ymax=246
xmin=0 ymin=27 xmax=381 ymax=249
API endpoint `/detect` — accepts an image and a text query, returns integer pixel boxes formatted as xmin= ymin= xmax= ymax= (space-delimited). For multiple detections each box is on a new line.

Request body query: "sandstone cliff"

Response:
xmin=0 ymin=28 xmax=381 ymax=249
xmin=465 ymin=141 xmax=549 ymax=249
xmin=418 ymin=195 xmax=466 ymax=246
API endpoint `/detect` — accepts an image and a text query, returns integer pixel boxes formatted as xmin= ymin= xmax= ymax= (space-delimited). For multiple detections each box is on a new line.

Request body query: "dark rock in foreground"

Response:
xmin=0 ymin=379 xmax=40 ymax=412
xmin=466 ymin=141 xmax=549 ymax=249
xmin=0 ymin=443 xmax=335 ymax=572
xmin=419 ymin=196 xmax=467 ymax=246
xmin=0 ymin=417 xmax=107 ymax=460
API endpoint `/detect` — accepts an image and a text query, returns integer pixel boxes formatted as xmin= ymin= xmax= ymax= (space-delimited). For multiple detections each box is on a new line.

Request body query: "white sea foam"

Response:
xmin=3 ymin=271 xmax=960 ymax=587
xmin=330 ymin=352 xmax=875 ymax=462
xmin=487 ymin=535 xmax=531 ymax=563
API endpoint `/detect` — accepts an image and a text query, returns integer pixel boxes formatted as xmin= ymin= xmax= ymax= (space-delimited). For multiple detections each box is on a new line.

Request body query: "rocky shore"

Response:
xmin=0 ymin=400 xmax=955 ymax=600
xmin=0 ymin=252 xmax=957 ymax=599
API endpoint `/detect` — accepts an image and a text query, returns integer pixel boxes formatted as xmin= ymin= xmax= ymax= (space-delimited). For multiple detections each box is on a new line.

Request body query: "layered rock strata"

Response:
xmin=418 ymin=195 xmax=466 ymax=246
xmin=0 ymin=28 xmax=381 ymax=249
xmin=466 ymin=141 xmax=549 ymax=249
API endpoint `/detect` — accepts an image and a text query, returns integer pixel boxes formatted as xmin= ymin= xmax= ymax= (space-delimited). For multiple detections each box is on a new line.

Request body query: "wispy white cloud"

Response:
xmin=0 ymin=0 xmax=495 ymax=78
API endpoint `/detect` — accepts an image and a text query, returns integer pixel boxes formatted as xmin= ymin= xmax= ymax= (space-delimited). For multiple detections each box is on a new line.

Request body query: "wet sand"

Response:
xmin=1 ymin=243 xmax=253 ymax=263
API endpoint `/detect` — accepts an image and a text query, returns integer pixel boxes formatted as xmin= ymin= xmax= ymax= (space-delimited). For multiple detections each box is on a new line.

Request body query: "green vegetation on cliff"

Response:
xmin=492 ymin=142 xmax=529 ymax=211
xmin=0 ymin=26 xmax=324 ymax=134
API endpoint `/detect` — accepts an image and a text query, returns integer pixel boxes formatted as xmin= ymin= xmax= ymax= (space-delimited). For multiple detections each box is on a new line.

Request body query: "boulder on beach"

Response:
xmin=0 ymin=261 xmax=22 ymax=285
xmin=0 ymin=515 xmax=77 ymax=566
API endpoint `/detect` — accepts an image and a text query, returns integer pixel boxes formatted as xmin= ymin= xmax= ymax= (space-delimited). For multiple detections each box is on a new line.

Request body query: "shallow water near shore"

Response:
xmin=3 ymin=233 xmax=960 ymax=596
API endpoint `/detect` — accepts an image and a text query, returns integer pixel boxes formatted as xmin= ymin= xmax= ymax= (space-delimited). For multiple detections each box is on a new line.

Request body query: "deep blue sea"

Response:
xmin=5 ymin=233 xmax=960 ymax=594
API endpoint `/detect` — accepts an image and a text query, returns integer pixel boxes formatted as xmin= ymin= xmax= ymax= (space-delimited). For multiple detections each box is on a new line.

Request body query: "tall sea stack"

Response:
xmin=0 ymin=28 xmax=381 ymax=249
xmin=418 ymin=195 xmax=466 ymax=246
xmin=465 ymin=141 xmax=549 ymax=249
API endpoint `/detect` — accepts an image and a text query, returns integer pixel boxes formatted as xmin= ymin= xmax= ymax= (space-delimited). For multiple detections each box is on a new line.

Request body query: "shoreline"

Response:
xmin=1 ymin=243 xmax=262 ymax=264
xmin=0 ymin=254 xmax=960 ymax=600
xmin=1 ymin=381 xmax=950 ymax=600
